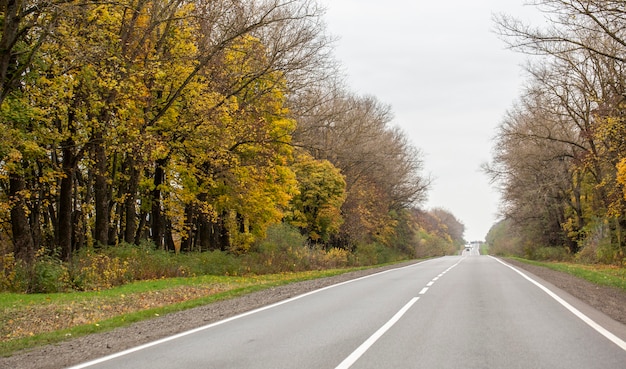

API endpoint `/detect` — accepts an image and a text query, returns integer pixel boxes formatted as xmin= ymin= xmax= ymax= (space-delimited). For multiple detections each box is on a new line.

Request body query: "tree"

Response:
xmin=287 ymin=153 xmax=346 ymax=243
xmin=0 ymin=0 xmax=335 ymax=261
xmin=292 ymin=89 xmax=429 ymax=248
xmin=429 ymin=208 xmax=465 ymax=244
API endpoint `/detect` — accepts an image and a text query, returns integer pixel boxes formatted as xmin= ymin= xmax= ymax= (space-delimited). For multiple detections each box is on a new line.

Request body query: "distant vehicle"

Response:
xmin=465 ymin=244 xmax=472 ymax=251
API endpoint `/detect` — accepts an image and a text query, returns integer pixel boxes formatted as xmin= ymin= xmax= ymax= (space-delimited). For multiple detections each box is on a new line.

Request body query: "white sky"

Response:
xmin=318 ymin=0 xmax=545 ymax=241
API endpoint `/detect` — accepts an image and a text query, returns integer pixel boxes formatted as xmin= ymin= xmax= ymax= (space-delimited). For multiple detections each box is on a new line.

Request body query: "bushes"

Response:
xmin=413 ymin=231 xmax=457 ymax=258
xmin=243 ymin=223 xmax=351 ymax=273
xmin=526 ymin=246 xmax=570 ymax=262
xmin=0 ymin=224 xmax=417 ymax=293
xmin=0 ymin=251 xmax=71 ymax=293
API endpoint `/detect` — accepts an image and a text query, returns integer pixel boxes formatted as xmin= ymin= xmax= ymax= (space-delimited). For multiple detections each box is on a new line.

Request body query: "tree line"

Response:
xmin=0 ymin=0 xmax=464 ymax=268
xmin=486 ymin=0 xmax=626 ymax=262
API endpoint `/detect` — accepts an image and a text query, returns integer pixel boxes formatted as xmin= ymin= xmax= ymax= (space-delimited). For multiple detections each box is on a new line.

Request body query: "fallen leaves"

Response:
xmin=1 ymin=285 xmax=227 ymax=342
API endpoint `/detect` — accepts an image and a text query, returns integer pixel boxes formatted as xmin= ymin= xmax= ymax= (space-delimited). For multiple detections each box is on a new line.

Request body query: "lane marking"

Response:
xmin=67 ymin=259 xmax=436 ymax=369
xmin=334 ymin=297 xmax=420 ymax=369
xmin=491 ymin=256 xmax=626 ymax=352
xmin=335 ymin=257 xmax=467 ymax=368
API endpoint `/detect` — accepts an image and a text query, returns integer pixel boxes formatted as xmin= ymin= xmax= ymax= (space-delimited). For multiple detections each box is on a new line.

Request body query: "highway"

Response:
xmin=70 ymin=254 xmax=626 ymax=369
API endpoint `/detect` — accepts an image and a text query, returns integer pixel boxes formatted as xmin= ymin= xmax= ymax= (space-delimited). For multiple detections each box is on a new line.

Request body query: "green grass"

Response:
xmin=509 ymin=257 xmax=626 ymax=292
xmin=1 ymin=266 xmax=376 ymax=357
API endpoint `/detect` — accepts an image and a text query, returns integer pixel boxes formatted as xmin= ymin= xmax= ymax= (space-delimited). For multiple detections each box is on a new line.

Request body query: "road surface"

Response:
xmin=69 ymin=255 xmax=626 ymax=369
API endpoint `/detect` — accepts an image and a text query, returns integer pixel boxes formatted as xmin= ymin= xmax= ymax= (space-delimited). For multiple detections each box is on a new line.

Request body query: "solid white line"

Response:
xmin=334 ymin=297 xmax=420 ymax=369
xmin=67 ymin=260 xmax=435 ymax=369
xmin=491 ymin=256 xmax=626 ymax=352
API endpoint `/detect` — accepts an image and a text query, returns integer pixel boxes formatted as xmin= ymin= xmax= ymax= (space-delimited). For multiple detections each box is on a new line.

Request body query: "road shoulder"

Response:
xmin=503 ymin=258 xmax=626 ymax=344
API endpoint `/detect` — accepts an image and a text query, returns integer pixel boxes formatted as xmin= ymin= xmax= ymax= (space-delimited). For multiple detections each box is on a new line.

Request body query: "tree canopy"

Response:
xmin=0 ymin=0 xmax=458 ymax=275
xmin=487 ymin=0 xmax=626 ymax=262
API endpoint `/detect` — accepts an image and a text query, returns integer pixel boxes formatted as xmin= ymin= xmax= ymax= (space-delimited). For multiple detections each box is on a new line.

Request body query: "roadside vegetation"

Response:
xmin=0 ymin=1 xmax=467 ymax=290
xmin=0 ymin=220 xmax=462 ymax=355
xmin=484 ymin=2 xmax=626 ymax=266
xmin=507 ymin=257 xmax=626 ymax=293
xmin=0 ymin=1 xmax=469 ymax=356
xmin=0 ymin=266 xmax=373 ymax=356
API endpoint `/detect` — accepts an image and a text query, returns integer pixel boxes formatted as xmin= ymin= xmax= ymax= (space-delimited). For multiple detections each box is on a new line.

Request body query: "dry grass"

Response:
xmin=1 ymin=284 xmax=230 ymax=342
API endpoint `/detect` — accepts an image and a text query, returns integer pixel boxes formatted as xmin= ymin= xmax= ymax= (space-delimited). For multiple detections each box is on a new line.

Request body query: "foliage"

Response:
xmin=352 ymin=242 xmax=406 ymax=265
xmin=0 ymin=0 xmax=463 ymax=296
xmin=287 ymin=154 xmax=346 ymax=243
xmin=509 ymin=258 xmax=626 ymax=292
xmin=1 ymin=222 xmax=434 ymax=293
xmin=0 ymin=267 xmax=374 ymax=356
xmin=413 ymin=229 xmax=458 ymax=259
xmin=486 ymin=220 xmax=526 ymax=258
xmin=488 ymin=0 xmax=626 ymax=263
xmin=292 ymin=92 xmax=430 ymax=249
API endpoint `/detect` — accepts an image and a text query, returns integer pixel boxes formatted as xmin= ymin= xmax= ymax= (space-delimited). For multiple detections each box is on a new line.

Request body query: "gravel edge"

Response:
xmin=0 ymin=261 xmax=420 ymax=369
xmin=3 ymin=257 xmax=626 ymax=369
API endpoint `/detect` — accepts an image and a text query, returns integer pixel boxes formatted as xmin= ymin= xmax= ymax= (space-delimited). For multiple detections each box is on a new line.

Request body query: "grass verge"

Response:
xmin=1 ymin=267 xmax=370 ymax=357
xmin=509 ymin=257 xmax=626 ymax=292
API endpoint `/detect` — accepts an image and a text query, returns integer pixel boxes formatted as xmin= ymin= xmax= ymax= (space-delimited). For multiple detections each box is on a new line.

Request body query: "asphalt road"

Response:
xmin=70 ymin=255 xmax=626 ymax=369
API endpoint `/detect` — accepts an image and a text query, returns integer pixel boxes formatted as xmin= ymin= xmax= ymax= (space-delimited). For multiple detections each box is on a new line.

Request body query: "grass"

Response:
xmin=509 ymin=257 xmax=626 ymax=292
xmin=0 ymin=267 xmax=371 ymax=357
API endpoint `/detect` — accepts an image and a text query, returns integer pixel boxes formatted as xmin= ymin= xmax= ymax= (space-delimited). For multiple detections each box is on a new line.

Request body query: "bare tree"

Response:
xmin=494 ymin=0 xmax=626 ymax=63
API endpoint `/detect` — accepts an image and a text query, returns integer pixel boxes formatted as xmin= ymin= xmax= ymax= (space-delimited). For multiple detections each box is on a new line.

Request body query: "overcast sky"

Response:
xmin=318 ymin=0 xmax=545 ymax=241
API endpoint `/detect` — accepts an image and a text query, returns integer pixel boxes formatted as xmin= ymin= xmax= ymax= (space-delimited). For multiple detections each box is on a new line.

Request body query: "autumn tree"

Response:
xmin=0 ymin=0 xmax=76 ymax=263
xmin=0 ymin=0 xmax=335 ymax=261
xmin=411 ymin=208 xmax=464 ymax=257
xmin=491 ymin=0 xmax=626 ymax=260
xmin=287 ymin=153 xmax=346 ymax=243
xmin=292 ymin=87 xmax=429 ymax=248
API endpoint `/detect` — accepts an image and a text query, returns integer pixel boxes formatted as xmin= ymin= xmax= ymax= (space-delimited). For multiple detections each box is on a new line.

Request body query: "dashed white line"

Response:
xmin=68 ymin=260 xmax=435 ymax=369
xmin=335 ymin=257 xmax=466 ymax=368
xmin=334 ymin=297 xmax=420 ymax=369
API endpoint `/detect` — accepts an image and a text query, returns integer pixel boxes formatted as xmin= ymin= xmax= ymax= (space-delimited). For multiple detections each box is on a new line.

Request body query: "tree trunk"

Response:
xmin=124 ymin=156 xmax=140 ymax=244
xmin=0 ymin=0 xmax=21 ymax=103
xmin=181 ymin=203 xmax=196 ymax=252
xmin=93 ymin=130 xmax=109 ymax=247
xmin=9 ymin=171 xmax=35 ymax=264
xmin=151 ymin=158 xmax=167 ymax=249
xmin=135 ymin=211 xmax=148 ymax=245
xmin=58 ymin=142 xmax=74 ymax=261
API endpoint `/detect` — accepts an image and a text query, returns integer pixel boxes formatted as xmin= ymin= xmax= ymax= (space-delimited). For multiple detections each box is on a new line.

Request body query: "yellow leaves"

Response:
xmin=6 ymin=148 xmax=22 ymax=163
xmin=86 ymin=5 xmax=121 ymax=26
xmin=616 ymin=157 xmax=626 ymax=201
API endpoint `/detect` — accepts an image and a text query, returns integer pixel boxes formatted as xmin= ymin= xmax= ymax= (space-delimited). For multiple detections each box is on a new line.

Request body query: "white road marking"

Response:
xmin=334 ymin=297 xmax=420 ymax=369
xmin=67 ymin=260 xmax=435 ymax=369
xmin=335 ymin=257 xmax=466 ymax=368
xmin=491 ymin=256 xmax=626 ymax=352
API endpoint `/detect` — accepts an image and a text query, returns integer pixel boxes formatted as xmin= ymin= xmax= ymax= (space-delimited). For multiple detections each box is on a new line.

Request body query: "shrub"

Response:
xmin=70 ymin=248 xmax=132 ymax=290
xmin=0 ymin=249 xmax=71 ymax=293
xmin=188 ymin=250 xmax=242 ymax=276
xmin=245 ymin=223 xmax=311 ymax=273
xmin=0 ymin=252 xmax=18 ymax=291
xmin=530 ymin=246 xmax=570 ymax=261
xmin=323 ymin=247 xmax=349 ymax=268
xmin=28 ymin=255 xmax=71 ymax=293
xmin=352 ymin=243 xmax=379 ymax=266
